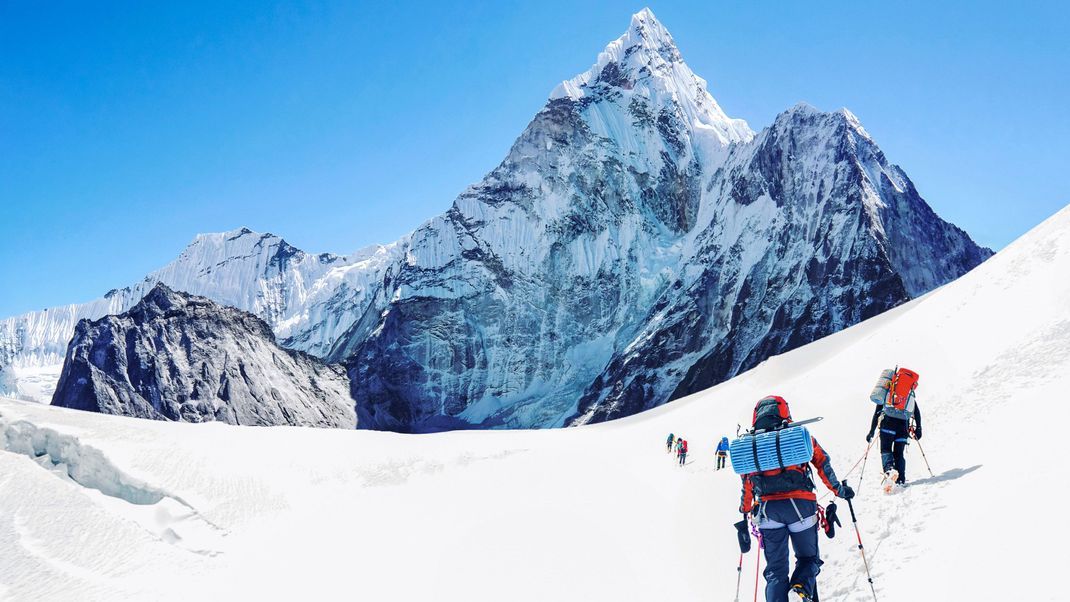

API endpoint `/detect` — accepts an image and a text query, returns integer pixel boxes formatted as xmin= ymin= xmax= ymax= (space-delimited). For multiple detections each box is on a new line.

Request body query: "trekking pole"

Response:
xmin=844 ymin=481 xmax=878 ymax=602
xmin=912 ymin=433 xmax=935 ymax=478
xmin=752 ymin=547 xmax=761 ymax=602
xmin=749 ymin=520 xmax=763 ymax=602
xmin=859 ymin=414 xmax=883 ymax=488
xmin=734 ymin=553 xmax=743 ymax=602
xmin=857 ymin=437 xmax=876 ymax=488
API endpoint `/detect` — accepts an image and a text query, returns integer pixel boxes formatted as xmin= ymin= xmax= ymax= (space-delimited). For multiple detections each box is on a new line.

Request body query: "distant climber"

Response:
xmin=666 ymin=432 xmax=676 ymax=453
xmin=866 ymin=367 xmax=922 ymax=488
xmin=737 ymin=396 xmax=854 ymax=601
xmin=716 ymin=436 xmax=729 ymax=470
xmin=677 ymin=438 xmax=688 ymax=466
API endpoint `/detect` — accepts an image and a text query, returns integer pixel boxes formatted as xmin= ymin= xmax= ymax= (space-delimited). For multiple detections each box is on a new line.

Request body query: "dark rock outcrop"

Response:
xmin=51 ymin=284 xmax=356 ymax=428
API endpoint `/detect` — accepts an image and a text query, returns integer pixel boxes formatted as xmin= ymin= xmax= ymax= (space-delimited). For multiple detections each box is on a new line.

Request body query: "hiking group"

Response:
xmin=665 ymin=432 xmax=729 ymax=469
xmin=667 ymin=433 xmax=688 ymax=466
xmin=664 ymin=366 xmax=925 ymax=601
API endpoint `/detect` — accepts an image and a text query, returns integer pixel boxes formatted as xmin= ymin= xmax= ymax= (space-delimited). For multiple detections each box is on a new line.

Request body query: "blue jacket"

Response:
xmin=716 ymin=438 xmax=730 ymax=453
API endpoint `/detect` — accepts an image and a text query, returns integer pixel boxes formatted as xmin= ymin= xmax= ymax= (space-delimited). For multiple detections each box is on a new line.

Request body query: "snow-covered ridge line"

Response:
xmin=0 ymin=227 xmax=404 ymax=400
xmin=550 ymin=7 xmax=751 ymax=147
xmin=2 ymin=8 xmax=991 ymax=432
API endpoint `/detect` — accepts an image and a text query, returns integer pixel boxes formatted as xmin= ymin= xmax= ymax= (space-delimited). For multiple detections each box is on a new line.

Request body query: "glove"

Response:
xmin=838 ymin=483 xmax=855 ymax=500
xmin=824 ymin=502 xmax=841 ymax=538
xmin=865 ymin=431 xmax=874 ymax=443
xmin=734 ymin=519 xmax=752 ymax=554
xmin=913 ymin=425 xmax=922 ymax=440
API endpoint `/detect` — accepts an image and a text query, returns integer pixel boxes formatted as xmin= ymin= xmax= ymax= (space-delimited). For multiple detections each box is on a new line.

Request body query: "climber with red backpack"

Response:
xmin=733 ymin=396 xmax=854 ymax=601
xmin=866 ymin=367 xmax=923 ymax=488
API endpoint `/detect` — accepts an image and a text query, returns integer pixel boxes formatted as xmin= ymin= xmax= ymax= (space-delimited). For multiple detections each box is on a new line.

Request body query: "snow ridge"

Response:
xmin=1 ymin=9 xmax=991 ymax=432
xmin=551 ymin=7 xmax=752 ymax=149
xmin=0 ymin=228 xmax=401 ymax=400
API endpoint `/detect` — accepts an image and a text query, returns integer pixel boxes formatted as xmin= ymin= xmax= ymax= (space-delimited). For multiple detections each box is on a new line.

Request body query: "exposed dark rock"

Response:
xmin=51 ymin=284 xmax=356 ymax=428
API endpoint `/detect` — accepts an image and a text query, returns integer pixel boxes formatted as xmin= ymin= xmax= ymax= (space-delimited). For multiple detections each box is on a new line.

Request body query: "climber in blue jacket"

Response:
xmin=716 ymin=436 xmax=730 ymax=470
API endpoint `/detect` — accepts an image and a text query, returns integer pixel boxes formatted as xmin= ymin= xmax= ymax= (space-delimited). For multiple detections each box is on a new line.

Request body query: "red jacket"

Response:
xmin=739 ymin=436 xmax=842 ymax=513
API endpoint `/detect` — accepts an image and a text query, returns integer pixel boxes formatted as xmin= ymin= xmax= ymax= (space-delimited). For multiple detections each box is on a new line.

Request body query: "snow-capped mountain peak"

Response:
xmin=2 ymin=9 xmax=991 ymax=434
xmin=550 ymin=8 xmax=752 ymax=148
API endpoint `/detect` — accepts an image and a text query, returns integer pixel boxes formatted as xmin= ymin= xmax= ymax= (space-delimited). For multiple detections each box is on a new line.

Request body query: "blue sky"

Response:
xmin=2 ymin=1 xmax=1067 ymax=316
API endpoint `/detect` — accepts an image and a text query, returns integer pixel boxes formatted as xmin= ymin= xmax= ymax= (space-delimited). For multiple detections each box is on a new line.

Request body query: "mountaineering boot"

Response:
xmin=790 ymin=583 xmax=813 ymax=601
xmin=882 ymin=468 xmax=899 ymax=494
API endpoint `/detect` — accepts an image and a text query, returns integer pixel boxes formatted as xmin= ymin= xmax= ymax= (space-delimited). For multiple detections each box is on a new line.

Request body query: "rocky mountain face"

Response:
xmin=5 ymin=9 xmax=991 ymax=432
xmin=51 ymin=284 xmax=355 ymax=428
xmin=0 ymin=228 xmax=398 ymax=399
xmin=340 ymin=10 xmax=990 ymax=431
xmin=343 ymin=9 xmax=755 ymax=431
xmin=568 ymin=104 xmax=992 ymax=424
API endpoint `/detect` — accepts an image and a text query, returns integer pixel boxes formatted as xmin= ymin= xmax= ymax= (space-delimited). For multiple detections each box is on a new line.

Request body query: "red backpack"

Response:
xmin=681 ymin=440 xmax=688 ymax=453
xmin=889 ymin=368 xmax=920 ymax=411
xmin=752 ymin=395 xmax=792 ymax=431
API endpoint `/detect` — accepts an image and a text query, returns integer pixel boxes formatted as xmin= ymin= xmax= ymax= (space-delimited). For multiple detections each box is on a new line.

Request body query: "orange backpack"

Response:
xmin=890 ymin=368 xmax=919 ymax=410
xmin=883 ymin=368 xmax=919 ymax=419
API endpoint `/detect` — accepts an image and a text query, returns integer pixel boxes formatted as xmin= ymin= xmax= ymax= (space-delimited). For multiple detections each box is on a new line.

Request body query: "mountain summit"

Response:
xmin=2 ymin=10 xmax=991 ymax=432
xmin=551 ymin=8 xmax=751 ymax=150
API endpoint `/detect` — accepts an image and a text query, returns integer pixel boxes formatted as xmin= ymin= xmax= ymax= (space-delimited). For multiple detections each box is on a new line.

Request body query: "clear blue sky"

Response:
xmin=2 ymin=1 xmax=1067 ymax=316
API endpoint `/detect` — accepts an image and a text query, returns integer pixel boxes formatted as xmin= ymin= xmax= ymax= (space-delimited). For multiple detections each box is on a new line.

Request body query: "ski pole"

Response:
xmin=844 ymin=481 xmax=878 ymax=602
xmin=734 ymin=553 xmax=743 ymax=602
xmin=912 ymin=434 xmax=935 ymax=478
xmin=752 ymin=545 xmax=761 ymax=602
xmin=749 ymin=520 xmax=763 ymax=602
xmin=858 ymin=436 xmax=876 ymax=488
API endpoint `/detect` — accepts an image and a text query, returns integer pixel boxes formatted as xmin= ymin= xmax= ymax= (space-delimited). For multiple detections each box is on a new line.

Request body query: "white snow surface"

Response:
xmin=2 ymin=205 xmax=1067 ymax=600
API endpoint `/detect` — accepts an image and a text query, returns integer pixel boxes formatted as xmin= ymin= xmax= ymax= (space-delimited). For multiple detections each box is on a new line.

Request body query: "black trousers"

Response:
xmin=879 ymin=417 xmax=909 ymax=483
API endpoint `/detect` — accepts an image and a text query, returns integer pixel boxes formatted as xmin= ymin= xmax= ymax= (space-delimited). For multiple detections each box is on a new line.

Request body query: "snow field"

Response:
xmin=1 ymin=206 xmax=1068 ymax=600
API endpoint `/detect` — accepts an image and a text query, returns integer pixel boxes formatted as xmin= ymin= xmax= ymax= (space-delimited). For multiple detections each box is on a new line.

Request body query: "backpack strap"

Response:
xmin=751 ymin=434 xmax=762 ymax=471
xmin=774 ymin=429 xmax=786 ymax=469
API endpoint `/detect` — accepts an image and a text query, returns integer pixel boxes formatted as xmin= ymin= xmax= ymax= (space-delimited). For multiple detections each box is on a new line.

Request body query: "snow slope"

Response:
xmin=2 ymin=203 xmax=1064 ymax=600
